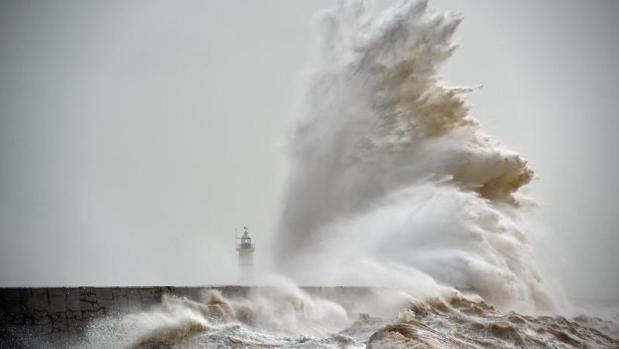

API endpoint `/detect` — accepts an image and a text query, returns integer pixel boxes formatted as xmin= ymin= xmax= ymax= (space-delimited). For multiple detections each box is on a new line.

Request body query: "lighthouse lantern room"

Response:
xmin=236 ymin=226 xmax=255 ymax=285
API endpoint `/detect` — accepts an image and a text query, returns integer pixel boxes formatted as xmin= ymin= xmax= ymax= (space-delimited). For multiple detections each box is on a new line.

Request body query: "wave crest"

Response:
xmin=276 ymin=0 xmax=553 ymax=312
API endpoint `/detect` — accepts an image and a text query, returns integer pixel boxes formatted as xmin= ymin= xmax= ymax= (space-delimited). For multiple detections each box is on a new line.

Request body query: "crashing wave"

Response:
xmin=276 ymin=0 xmax=553 ymax=312
xmin=71 ymin=288 xmax=617 ymax=349
xmin=367 ymin=295 xmax=619 ymax=349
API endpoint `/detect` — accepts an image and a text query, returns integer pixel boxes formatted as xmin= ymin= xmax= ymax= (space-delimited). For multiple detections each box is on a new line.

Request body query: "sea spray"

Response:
xmin=73 ymin=286 xmax=356 ymax=349
xmin=276 ymin=0 xmax=553 ymax=312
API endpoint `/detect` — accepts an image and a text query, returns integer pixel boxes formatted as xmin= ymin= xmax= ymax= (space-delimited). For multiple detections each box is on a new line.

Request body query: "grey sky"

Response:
xmin=0 ymin=1 xmax=618 ymax=298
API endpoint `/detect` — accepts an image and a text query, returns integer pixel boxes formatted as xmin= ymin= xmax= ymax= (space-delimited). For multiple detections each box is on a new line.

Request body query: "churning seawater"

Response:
xmin=66 ymin=288 xmax=617 ymax=349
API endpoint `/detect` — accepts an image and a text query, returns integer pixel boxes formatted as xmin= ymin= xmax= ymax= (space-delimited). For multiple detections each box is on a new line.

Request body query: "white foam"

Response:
xmin=275 ymin=0 xmax=555 ymax=312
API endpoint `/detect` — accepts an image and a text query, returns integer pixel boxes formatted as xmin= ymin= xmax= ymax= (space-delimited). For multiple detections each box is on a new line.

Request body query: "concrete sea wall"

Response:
xmin=0 ymin=287 xmax=241 ymax=333
xmin=0 ymin=286 xmax=374 ymax=346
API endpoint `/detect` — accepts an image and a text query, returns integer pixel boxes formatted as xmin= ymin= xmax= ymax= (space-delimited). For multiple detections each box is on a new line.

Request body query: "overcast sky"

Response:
xmin=0 ymin=0 xmax=618 ymax=299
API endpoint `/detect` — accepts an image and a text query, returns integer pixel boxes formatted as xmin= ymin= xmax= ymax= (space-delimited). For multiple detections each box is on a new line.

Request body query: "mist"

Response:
xmin=1 ymin=0 xmax=618 ymax=301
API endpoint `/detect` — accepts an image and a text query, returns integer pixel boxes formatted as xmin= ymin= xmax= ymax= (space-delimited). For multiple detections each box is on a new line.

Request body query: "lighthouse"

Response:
xmin=236 ymin=226 xmax=255 ymax=285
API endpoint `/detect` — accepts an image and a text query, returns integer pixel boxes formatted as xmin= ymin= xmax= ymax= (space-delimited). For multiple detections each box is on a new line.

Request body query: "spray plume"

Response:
xmin=275 ymin=0 xmax=552 ymax=312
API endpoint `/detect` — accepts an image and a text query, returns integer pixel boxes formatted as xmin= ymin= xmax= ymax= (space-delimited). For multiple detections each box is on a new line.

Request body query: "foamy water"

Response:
xmin=65 ymin=288 xmax=616 ymax=349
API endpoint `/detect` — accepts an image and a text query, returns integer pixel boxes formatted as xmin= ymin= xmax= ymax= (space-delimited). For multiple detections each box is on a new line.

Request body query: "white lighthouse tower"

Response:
xmin=236 ymin=226 xmax=255 ymax=285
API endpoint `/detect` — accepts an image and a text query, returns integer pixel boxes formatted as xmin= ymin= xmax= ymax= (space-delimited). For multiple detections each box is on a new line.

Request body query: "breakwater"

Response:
xmin=0 ymin=287 xmax=238 ymax=335
xmin=0 ymin=286 xmax=373 ymax=347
